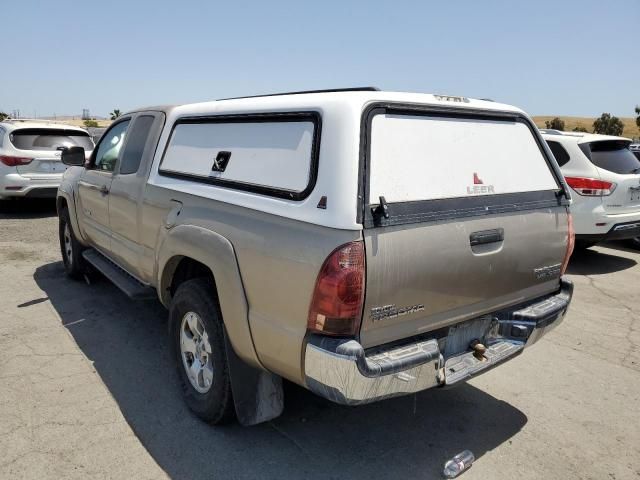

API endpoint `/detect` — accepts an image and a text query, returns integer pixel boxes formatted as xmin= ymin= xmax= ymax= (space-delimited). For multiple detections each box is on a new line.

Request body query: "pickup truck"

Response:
xmin=57 ymin=88 xmax=574 ymax=426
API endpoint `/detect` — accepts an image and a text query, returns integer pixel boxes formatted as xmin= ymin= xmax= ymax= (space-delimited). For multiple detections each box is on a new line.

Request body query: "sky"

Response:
xmin=2 ymin=0 xmax=639 ymax=118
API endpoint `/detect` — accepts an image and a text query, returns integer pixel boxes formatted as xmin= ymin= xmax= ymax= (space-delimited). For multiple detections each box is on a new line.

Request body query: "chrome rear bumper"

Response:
xmin=304 ymin=278 xmax=573 ymax=405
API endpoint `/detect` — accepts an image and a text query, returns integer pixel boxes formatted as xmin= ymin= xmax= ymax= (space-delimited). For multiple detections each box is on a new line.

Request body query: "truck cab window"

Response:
xmin=119 ymin=116 xmax=154 ymax=175
xmin=94 ymin=120 xmax=130 ymax=172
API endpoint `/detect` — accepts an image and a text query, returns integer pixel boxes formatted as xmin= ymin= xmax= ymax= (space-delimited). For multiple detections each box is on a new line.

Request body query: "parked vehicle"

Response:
xmin=632 ymin=145 xmax=640 ymax=248
xmin=0 ymin=119 xmax=94 ymax=199
xmin=57 ymin=88 xmax=574 ymax=425
xmin=541 ymin=129 xmax=640 ymax=249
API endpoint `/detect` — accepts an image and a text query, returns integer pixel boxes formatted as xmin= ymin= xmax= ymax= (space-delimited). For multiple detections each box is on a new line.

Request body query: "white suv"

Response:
xmin=541 ymin=129 xmax=640 ymax=249
xmin=0 ymin=120 xmax=94 ymax=199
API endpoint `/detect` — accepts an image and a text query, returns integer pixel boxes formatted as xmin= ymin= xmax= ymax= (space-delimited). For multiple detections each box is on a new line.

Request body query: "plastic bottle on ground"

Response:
xmin=443 ymin=450 xmax=475 ymax=478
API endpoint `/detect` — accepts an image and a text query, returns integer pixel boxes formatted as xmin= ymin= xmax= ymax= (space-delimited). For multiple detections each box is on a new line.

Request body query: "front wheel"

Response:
xmin=169 ymin=278 xmax=235 ymax=425
xmin=58 ymin=207 xmax=85 ymax=279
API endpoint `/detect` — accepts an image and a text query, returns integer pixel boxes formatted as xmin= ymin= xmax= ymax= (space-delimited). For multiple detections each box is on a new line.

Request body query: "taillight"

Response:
xmin=561 ymin=213 xmax=575 ymax=275
xmin=308 ymin=241 xmax=365 ymax=336
xmin=564 ymin=176 xmax=616 ymax=196
xmin=0 ymin=155 xmax=33 ymax=167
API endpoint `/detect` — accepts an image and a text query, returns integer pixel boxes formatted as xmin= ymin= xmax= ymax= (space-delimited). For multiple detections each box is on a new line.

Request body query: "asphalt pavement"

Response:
xmin=1 ymin=199 xmax=638 ymax=479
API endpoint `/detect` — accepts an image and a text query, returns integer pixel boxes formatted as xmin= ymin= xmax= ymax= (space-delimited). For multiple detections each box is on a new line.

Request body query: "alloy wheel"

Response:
xmin=180 ymin=311 xmax=214 ymax=393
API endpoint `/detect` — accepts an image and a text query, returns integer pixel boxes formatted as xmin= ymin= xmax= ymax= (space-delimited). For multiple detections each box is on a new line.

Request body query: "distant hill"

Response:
xmin=38 ymin=116 xmax=112 ymax=128
xmin=533 ymin=116 xmax=639 ymax=140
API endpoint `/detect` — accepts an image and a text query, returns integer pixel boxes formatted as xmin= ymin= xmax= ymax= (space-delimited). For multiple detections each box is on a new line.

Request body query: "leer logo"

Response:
xmin=467 ymin=172 xmax=495 ymax=195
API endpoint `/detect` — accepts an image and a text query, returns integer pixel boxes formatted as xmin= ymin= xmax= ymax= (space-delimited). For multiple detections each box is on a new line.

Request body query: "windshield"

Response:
xmin=10 ymin=128 xmax=94 ymax=151
xmin=587 ymin=140 xmax=640 ymax=174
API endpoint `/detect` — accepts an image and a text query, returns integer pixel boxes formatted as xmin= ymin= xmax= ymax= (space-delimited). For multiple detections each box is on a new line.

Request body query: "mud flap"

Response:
xmin=224 ymin=332 xmax=284 ymax=426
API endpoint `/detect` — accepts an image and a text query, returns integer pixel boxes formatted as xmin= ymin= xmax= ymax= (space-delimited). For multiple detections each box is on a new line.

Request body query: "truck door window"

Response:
xmin=93 ymin=120 xmax=130 ymax=172
xmin=119 ymin=115 xmax=154 ymax=175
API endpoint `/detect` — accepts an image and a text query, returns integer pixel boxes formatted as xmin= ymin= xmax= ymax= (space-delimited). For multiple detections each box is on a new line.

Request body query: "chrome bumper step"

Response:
xmin=443 ymin=341 xmax=524 ymax=386
xmin=304 ymin=279 xmax=572 ymax=405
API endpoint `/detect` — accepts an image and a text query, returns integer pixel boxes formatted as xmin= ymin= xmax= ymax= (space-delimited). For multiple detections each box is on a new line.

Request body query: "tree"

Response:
xmin=83 ymin=119 xmax=99 ymax=128
xmin=573 ymin=126 xmax=588 ymax=133
xmin=110 ymin=109 xmax=121 ymax=120
xmin=592 ymin=113 xmax=624 ymax=136
xmin=635 ymin=106 xmax=640 ymax=128
xmin=0 ymin=112 xmax=9 ymax=121
xmin=545 ymin=117 xmax=565 ymax=131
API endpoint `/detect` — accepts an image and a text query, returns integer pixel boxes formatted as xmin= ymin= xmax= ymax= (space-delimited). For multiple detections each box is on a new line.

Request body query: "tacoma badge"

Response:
xmin=534 ymin=263 xmax=562 ymax=280
xmin=371 ymin=304 xmax=425 ymax=322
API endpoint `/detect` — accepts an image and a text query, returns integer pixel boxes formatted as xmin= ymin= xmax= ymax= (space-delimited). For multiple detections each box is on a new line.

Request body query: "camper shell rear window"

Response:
xmin=361 ymin=104 xmax=565 ymax=227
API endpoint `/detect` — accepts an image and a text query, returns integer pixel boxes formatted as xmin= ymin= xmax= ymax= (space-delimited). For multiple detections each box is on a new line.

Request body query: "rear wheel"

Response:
xmin=58 ymin=207 xmax=85 ymax=279
xmin=169 ymin=278 xmax=234 ymax=425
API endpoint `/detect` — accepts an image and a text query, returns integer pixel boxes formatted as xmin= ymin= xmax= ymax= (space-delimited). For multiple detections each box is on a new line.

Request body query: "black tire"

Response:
xmin=58 ymin=207 xmax=85 ymax=279
xmin=169 ymin=278 xmax=235 ymax=425
xmin=628 ymin=237 xmax=640 ymax=250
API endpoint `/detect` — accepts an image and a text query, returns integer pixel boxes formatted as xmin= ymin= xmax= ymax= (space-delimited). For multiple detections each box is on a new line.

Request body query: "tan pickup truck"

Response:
xmin=57 ymin=88 xmax=574 ymax=426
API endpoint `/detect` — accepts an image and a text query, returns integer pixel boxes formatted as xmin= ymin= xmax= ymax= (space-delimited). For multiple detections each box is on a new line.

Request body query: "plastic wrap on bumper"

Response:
xmin=304 ymin=278 xmax=573 ymax=405
xmin=305 ymin=336 xmax=441 ymax=405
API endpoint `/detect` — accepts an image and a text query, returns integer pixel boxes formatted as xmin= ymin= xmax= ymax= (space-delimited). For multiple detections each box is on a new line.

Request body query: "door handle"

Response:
xmin=100 ymin=185 xmax=109 ymax=195
xmin=469 ymin=228 xmax=504 ymax=246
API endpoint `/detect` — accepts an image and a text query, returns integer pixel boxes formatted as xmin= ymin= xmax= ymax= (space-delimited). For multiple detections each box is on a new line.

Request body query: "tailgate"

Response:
xmin=16 ymin=155 xmax=68 ymax=176
xmin=359 ymin=106 xmax=570 ymax=348
xmin=604 ymin=173 xmax=640 ymax=214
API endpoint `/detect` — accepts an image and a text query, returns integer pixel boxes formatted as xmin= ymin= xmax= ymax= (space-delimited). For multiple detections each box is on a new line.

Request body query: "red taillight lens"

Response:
xmin=561 ymin=213 xmax=575 ymax=275
xmin=308 ymin=241 xmax=365 ymax=336
xmin=564 ymin=176 xmax=616 ymax=196
xmin=0 ymin=155 xmax=33 ymax=167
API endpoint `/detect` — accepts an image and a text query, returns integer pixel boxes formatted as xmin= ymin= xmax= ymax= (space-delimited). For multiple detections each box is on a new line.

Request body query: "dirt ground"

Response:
xmin=0 ymin=199 xmax=639 ymax=480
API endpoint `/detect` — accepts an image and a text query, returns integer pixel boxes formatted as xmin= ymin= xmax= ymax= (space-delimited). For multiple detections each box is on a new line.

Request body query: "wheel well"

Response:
xmin=56 ymin=197 xmax=68 ymax=215
xmin=169 ymin=257 xmax=216 ymax=297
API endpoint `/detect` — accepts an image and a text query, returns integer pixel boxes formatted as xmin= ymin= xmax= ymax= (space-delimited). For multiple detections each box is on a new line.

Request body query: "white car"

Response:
xmin=541 ymin=129 xmax=640 ymax=249
xmin=0 ymin=120 xmax=94 ymax=199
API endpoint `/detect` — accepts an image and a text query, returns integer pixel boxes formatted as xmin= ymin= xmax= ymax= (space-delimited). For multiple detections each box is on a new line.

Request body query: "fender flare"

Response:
xmin=56 ymin=187 xmax=89 ymax=246
xmin=156 ymin=224 xmax=262 ymax=370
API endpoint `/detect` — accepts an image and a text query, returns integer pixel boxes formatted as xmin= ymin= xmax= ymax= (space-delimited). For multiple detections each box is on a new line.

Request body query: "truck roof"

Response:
xmin=169 ymin=89 xmax=525 ymax=118
xmin=124 ymin=105 xmax=178 ymax=116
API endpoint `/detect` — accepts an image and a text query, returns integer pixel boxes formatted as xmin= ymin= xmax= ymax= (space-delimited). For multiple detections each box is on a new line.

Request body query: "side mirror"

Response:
xmin=61 ymin=146 xmax=86 ymax=167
